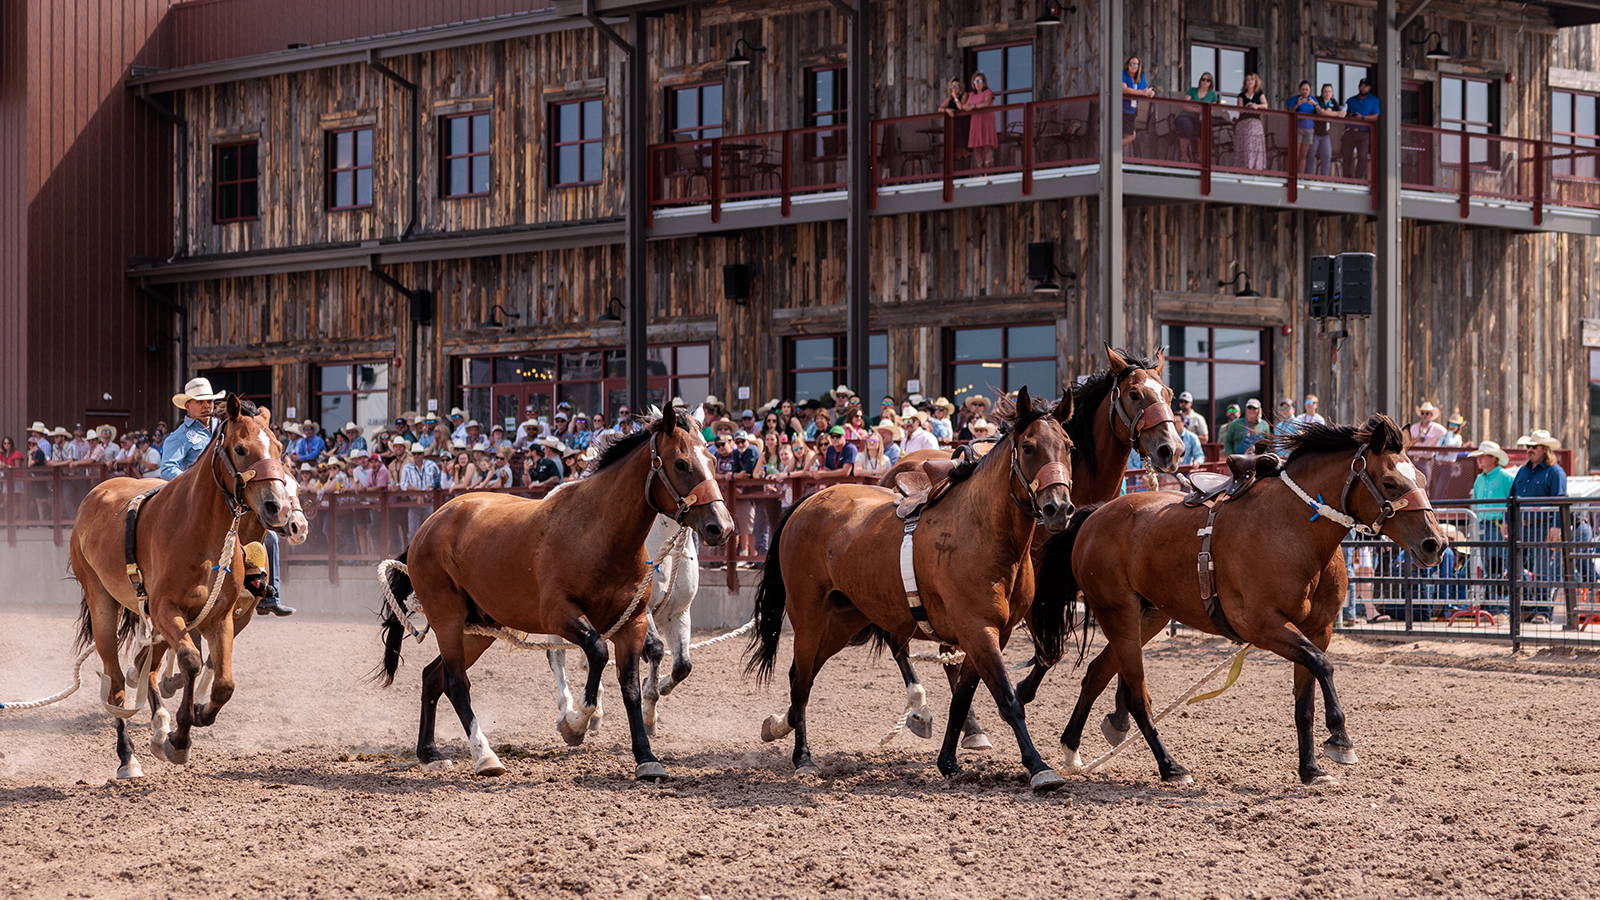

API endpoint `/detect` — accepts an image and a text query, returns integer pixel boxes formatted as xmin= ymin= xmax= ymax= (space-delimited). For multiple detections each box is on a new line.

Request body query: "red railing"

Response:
xmin=646 ymin=124 xmax=848 ymax=225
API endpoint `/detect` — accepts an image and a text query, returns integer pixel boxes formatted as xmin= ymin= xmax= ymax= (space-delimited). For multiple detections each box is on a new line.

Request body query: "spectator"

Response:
xmin=731 ymin=432 xmax=759 ymax=475
xmin=790 ymin=434 xmax=819 ymax=471
xmin=841 ymin=408 xmax=870 ymax=440
xmin=1219 ymin=398 xmax=1272 ymax=454
xmin=393 ymin=413 xmax=418 ymax=445
xmin=1512 ymin=429 xmax=1567 ymax=620
xmin=1407 ymin=401 xmax=1448 ymax=459
xmin=1235 ymin=72 xmax=1268 ymax=170
xmin=737 ymin=409 xmax=757 ymax=437
xmin=806 ymin=409 xmax=833 ymax=443
xmin=1175 ymin=391 xmax=1209 ymax=441
xmin=448 ymin=408 xmax=468 ymax=444
xmin=1310 ymin=83 xmax=1341 ymax=176
xmin=25 ymin=421 xmax=48 ymax=459
xmin=341 ymin=422 xmax=368 ymax=452
xmin=1295 ymin=394 xmax=1326 ymax=428
xmin=1177 ymin=426 xmax=1204 ymax=465
xmin=968 ymin=418 xmax=999 ymax=453
xmin=758 ymin=430 xmax=783 ymax=475
xmin=1220 ymin=403 xmax=1241 ymax=427
xmin=874 ymin=421 xmax=904 ymax=465
xmin=463 ymin=419 xmax=488 ymax=451
xmin=1468 ymin=440 xmax=1513 ymax=605
xmin=414 ymin=413 xmax=438 ymax=451
xmin=1342 ymin=78 xmax=1380 ymax=179
xmin=959 ymin=72 xmax=998 ymax=168
xmin=777 ymin=399 xmax=804 ymax=438
xmin=957 ymin=394 xmax=990 ymax=440
xmin=298 ymin=420 xmax=327 ymax=462
xmin=469 ymin=449 xmax=497 ymax=489
xmin=757 ymin=410 xmax=782 ymax=439
xmin=1 ymin=436 xmax=22 ymax=469
xmin=329 ymin=429 xmax=352 ymax=459
xmin=398 ymin=445 xmax=438 ymax=542
xmin=527 ymin=437 xmax=565 ymax=489
xmin=1440 ymin=412 xmax=1466 ymax=458
xmin=446 ymin=448 xmax=477 ymax=493
xmin=858 ymin=434 xmax=893 ymax=475
xmin=818 ymin=426 xmax=857 ymax=476
xmin=1288 ymin=81 xmax=1318 ymax=174
xmin=711 ymin=435 xmax=737 ymax=475
xmin=136 ymin=434 xmax=160 ymax=478
xmin=484 ymin=447 xmax=514 ymax=488
xmin=1120 ymin=56 xmax=1154 ymax=148
xmin=569 ymin=413 xmax=594 ymax=450
xmin=68 ymin=425 xmax=89 ymax=461
xmin=1273 ymin=398 xmax=1301 ymax=436
xmin=900 ymin=408 xmax=940 ymax=456
xmin=1177 ymin=72 xmax=1218 ymax=158
xmin=928 ymin=398 xmax=955 ymax=442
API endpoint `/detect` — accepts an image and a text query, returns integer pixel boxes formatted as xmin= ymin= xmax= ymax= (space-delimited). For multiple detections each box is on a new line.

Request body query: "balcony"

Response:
xmin=645 ymin=96 xmax=1600 ymax=237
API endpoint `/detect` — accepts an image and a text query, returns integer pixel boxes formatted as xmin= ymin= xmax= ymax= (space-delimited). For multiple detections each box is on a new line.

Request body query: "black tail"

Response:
xmin=73 ymin=592 xmax=136 ymax=654
xmin=1031 ymin=504 xmax=1101 ymax=667
xmin=374 ymin=550 xmax=412 ymax=687
xmin=846 ymin=624 xmax=896 ymax=659
xmin=745 ymin=499 xmax=807 ymax=685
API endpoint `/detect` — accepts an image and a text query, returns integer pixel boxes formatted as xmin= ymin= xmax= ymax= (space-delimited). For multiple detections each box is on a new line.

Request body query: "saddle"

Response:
xmin=892 ymin=457 xmax=961 ymax=520
xmin=1181 ymin=452 xmax=1284 ymax=507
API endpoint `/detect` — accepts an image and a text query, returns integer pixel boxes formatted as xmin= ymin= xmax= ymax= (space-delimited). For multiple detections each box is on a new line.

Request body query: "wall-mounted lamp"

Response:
xmin=1034 ymin=3 xmax=1076 ymax=26
xmin=1410 ymin=31 xmax=1451 ymax=62
xmin=727 ymin=38 xmax=766 ymax=68
xmin=1026 ymin=241 xmax=1076 ymax=294
xmin=479 ymin=303 xmax=521 ymax=329
xmin=1218 ymin=271 xmax=1261 ymax=298
xmin=143 ymin=330 xmax=171 ymax=354
xmin=596 ymin=297 xmax=625 ymax=323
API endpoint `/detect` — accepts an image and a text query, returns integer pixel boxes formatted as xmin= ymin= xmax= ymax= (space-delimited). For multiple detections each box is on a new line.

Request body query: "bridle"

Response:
xmin=1108 ymin=365 xmax=1177 ymax=447
xmin=643 ymin=431 xmax=724 ymax=524
xmin=206 ymin=416 xmax=291 ymax=520
xmin=1006 ymin=420 xmax=1071 ymax=524
xmin=1280 ymin=445 xmax=1433 ymax=536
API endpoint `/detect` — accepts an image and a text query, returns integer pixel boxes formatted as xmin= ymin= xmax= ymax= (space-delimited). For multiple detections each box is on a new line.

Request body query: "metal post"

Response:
xmin=1098 ymin=0 xmax=1125 ymax=348
xmin=625 ymin=13 xmax=649 ymax=411
xmin=1374 ymin=0 xmax=1402 ymax=419
xmin=1508 ymin=495 xmax=1522 ymax=651
xmin=845 ymin=0 xmax=871 ymax=397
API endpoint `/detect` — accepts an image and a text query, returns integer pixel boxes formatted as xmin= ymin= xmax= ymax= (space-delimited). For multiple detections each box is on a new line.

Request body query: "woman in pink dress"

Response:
xmin=959 ymin=72 xmax=997 ymax=168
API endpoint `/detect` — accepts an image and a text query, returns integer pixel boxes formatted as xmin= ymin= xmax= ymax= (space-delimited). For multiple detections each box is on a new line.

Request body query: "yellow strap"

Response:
xmin=1187 ymin=645 xmax=1252 ymax=705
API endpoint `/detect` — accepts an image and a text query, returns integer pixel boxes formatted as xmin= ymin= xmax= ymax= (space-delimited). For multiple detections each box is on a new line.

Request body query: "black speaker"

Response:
xmin=409 ymin=289 xmax=433 ymax=324
xmin=1332 ymin=252 xmax=1374 ymax=317
xmin=1027 ymin=242 xmax=1055 ymax=281
xmin=723 ymin=264 xmax=750 ymax=302
xmin=1308 ymin=255 xmax=1333 ymax=319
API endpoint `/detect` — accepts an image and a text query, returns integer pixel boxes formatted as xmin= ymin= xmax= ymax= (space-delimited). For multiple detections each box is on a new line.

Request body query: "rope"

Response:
xmin=1081 ymin=643 xmax=1252 ymax=774
xmin=1279 ymin=470 xmax=1367 ymax=534
xmin=906 ymin=649 xmax=966 ymax=664
xmin=878 ymin=704 xmax=916 ymax=746
xmin=0 ymin=647 xmax=95 ymax=711
xmin=184 ymin=512 xmax=244 ymax=639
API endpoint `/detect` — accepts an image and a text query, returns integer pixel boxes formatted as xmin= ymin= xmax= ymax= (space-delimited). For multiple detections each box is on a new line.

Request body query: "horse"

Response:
xmin=544 ymin=513 xmax=700 ymax=737
xmin=68 ymin=394 xmax=308 ymax=779
xmin=747 ymin=387 xmax=1077 ymax=790
xmin=377 ymin=408 xmax=732 ymax=780
xmin=876 ymin=345 xmax=1185 ymax=749
xmin=1030 ymin=414 xmax=1446 ymax=785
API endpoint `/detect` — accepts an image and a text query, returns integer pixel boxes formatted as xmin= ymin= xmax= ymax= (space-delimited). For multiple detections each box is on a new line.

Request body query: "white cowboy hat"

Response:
xmin=49 ymin=426 xmax=70 ymax=438
xmin=1515 ymin=429 xmax=1561 ymax=450
xmin=26 ymin=421 xmax=46 ymax=434
xmin=1417 ymin=400 xmax=1439 ymax=415
xmin=282 ymin=422 xmax=304 ymax=437
xmin=969 ymin=417 xmax=997 ymax=436
xmin=342 ymin=421 xmax=362 ymax=434
xmin=349 ymin=448 xmax=369 ymax=460
xmin=97 ymin=424 xmax=118 ymax=443
xmin=535 ymin=436 xmax=570 ymax=454
xmin=875 ymin=422 xmax=905 ymax=442
xmin=703 ymin=394 xmax=722 ymax=407
xmin=172 ymin=376 xmax=224 ymax=408
xmin=1467 ymin=440 xmax=1510 ymax=467
xmin=465 ymin=419 xmax=482 ymax=429
xmin=449 ymin=407 xmax=466 ymax=418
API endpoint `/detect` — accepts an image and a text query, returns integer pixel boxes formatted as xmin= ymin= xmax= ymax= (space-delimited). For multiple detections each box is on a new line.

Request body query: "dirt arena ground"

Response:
xmin=3 ymin=604 xmax=1599 ymax=900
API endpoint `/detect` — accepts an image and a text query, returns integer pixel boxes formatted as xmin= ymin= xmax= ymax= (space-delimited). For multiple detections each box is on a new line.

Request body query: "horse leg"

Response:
xmin=193 ymin=614 xmax=237 ymax=727
xmin=611 ymin=616 xmax=667 ymax=780
xmin=1058 ymin=646 xmax=1121 ymax=771
xmin=659 ymin=604 xmax=693 ymax=696
xmin=557 ymin=621 xmax=609 ymax=745
xmin=1112 ymin=640 xmax=1192 ymax=784
xmin=85 ymin=586 xmax=130 ymax=718
xmin=113 ymin=717 xmax=142 ymax=780
xmin=1102 ymin=612 xmax=1171 ymax=746
xmin=640 ymin=615 xmax=666 ymax=737
xmin=762 ymin=613 xmax=858 ymax=777
xmin=1014 ymin=659 xmax=1049 ymax=706
xmin=934 ymin=663 xmax=982 ymax=778
xmin=415 ymin=654 xmax=448 ymax=764
xmin=434 ymin=625 xmax=502 ymax=776
xmin=546 ymin=648 xmax=574 ymax=733
xmin=893 ymin=648 xmax=934 ymax=740
xmin=150 ymin=610 xmax=205 ymax=765
xmin=943 ymin=652 xmax=992 ymax=750
xmin=963 ymin=631 xmax=1065 ymax=792
xmin=1258 ymin=620 xmax=1351 ymax=785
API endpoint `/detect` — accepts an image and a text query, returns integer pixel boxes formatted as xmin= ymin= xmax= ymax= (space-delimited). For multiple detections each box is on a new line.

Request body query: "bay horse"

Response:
xmin=69 ymin=395 xmax=308 ymax=778
xmin=876 ymin=345 xmax=1185 ymax=748
xmin=377 ymin=409 xmax=732 ymax=780
xmin=747 ymin=387 xmax=1076 ymax=790
xmin=1030 ymin=414 xmax=1446 ymax=785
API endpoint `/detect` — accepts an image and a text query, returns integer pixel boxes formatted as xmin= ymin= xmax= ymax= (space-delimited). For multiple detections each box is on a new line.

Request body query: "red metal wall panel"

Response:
xmin=0 ymin=2 xmax=29 ymax=445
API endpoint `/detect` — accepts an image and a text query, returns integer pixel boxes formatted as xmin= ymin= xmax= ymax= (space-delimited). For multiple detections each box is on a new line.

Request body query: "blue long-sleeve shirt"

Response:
xmin=159 ymin=417 xmax=215 ymax=481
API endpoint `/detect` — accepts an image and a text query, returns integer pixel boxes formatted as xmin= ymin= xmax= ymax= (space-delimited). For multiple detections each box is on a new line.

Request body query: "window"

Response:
xmin=1401 ymin=79 xmax=1432 ymax=127
xmin=551 ymin=99 xmax=603 ymax=186
xmin=786 ymin=334 xmax=888 ymax=405
xmin=967 ymin=42 xmax=1032 ymax=132
xmin=1316 ymin=60 xmax=1370 ymax=107
xmin=805 ymin=66 xmax=848 ymax=158
xmin=460 ymin=343 xmax=711 ymax=430
xmin=214 ymin=142 xmax=259 ymax=222
xmin=199 ymin=367 xmax=272 ymax=412
xmin=442 ymin=112 xmax=491 ymax=198
xmin=1159 ymin=323 xmax=1269 ymax=438
xmin=315 ymin=362 xmax=389 ymax=437
xmin=1192 ymin=43 xmax=1256 ymax=102
xmin=1591 ymin=349 xmax=1600 ymax=472
xmin=326 ymin=128 xmax=373 ymax=210
xmin=943 ymin=324 xmax=1056 ymax=407
xmin=668 ymin=83 xmax=723 ymax=142
xmin=1441 ymin=75 xmax=1497 ymax=167
xmin=646 ymin=344 xmax=712 ymax=411
xmin=1552 ymin=90 xmax=1599 ymax=178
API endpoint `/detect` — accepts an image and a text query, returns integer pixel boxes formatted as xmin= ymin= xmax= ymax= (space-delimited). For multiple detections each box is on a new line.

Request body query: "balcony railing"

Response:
xmin=646 ymin=94 xmax=1600 ymax=226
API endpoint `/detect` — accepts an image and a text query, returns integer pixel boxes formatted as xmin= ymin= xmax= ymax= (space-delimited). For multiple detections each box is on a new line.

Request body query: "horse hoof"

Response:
xmin=474 ymin=755 xmax=505 ymax=777
xmin=907 ymin=712 xmax=934 ymax=739
xmin=1322 ymin=744 xmax=1360 ymax=766
xmin=760 ymin=714 xmax=793 ymax=743
xmin=1161 ymin=770 xmax=1194 ymax=785
xmin=794 ymin=763 xmax=820 ymax=778
xmin=960 ymin=733 xmax=993 ymax=752
xmin=116 ymin=761 xmax=144 ymax=780
xmin=419 ymin=759 xmax=455 ymax=773
xmin=1304 ymin=772 xmax=1338 ymax=787
xmin=159 ymin=674 xmax=183 ymax=699
xmin=162 ymin=739 xmax=189 ymax=765
xmin=1062 ymin=746 xmax=1084 ymax=771
xmin=1100 ymin=716 xmax=1130 ymax=748
xmin=1030 ymin=769 xmax=1067 ymax=792
xmin=588 ymin=714 xmax=603 ymax=734
xmin=557 ymin=716 xmax=588 ymax=747
xmin=635 ymin=761 xmax=668 ymax=781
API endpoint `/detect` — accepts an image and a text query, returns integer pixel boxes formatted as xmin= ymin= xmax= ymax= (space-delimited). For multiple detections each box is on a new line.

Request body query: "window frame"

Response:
xmin=965 ymin=41 xmax=1033 ymax=107
xmin=1315 ymin=59 xmax=1373 ymax=108
xmin=1551 ymin=89 xmax=1600 ymax=180
xmin=325 ymin=126 xmax=374 ymax=212
xmin=440 ymin=111 xmax=492 ymax=199
xmin=666 ymin=81 xmax=725 ymax=143
xmin=459 ymin=343 xmax=713 ymax=429
xmin=784 ymin=333 xmax=888 ymax=405
xmin=1158 ymin=322 xmax=1272 ymax=439
xmin=803 ymin=65 xmax=849 ymax=161
xmin=213 ymin=140 xmax=260 ymax=224
xmin=550 ymin=97 xmax=604 ymax=187
xmin=1590 ymin=347 xmax=1600 ymax=473
xmin=198 ymin=367 xmax=273 ymax=413
xmin=1440 ymin=74 xmax=1500 ymax=169
xmin=313 ymin=361 xmax=390 ymax=439
xmin=941 ymin=323 xmax=1059 ymax=407
xmin=1192 ymin=42 xmax=1258 ymax=105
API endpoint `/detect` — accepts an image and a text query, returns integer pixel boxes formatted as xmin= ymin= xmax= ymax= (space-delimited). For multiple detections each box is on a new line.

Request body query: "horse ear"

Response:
xmin=226 ymin=392 xmax=242 ymax=420
xmin=1369 ymin=414 xmax=1399 ymax=453
xmin=655 ymin=409 xmax=679 ymax=434
xmin=1052 ymin=391 xmax=1073 ymax=424
xmin=256 ymin=405 xmax=273 ymax=424
xmin=1104 ymin=342 xmax=1128 ymax=372
xmin=1016 ymin=385 xmax=1033 ymax=413
xmin=1152 ymin=346 xmax=1167 ymax=375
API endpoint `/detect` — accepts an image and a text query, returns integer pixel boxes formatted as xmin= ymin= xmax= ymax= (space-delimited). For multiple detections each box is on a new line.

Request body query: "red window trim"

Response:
xmin=214 ymin=141 xmax=259 ymax=224
xmin=549 ymin=98 xmax=604 ymax=188
xmin=666 ymin=81 xmax=725 ymax=143
xmin=326 ymin=127 xmax=374 ymax=212
xmin=441 ymin=111 xmax=491 ymax=199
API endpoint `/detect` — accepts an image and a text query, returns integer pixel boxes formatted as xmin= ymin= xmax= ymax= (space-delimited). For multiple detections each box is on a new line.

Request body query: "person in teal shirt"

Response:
xmin=1468 ymin=440 xmax=1514 ymax=603
xmin=1177 ymin=72 xmax=1219 ymax=159
xmin=1218 ymin=398 xmax=1273 ymax=455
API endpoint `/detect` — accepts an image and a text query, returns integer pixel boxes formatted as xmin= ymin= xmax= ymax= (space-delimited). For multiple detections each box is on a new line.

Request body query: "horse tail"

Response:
xmin=72 ymin=585 xmax=136 ymax=654
xmin=374 ymin=551 xmax=412 ymax=687
xmin=746 ymin=500 xmax=805 ymax=685
xmin=845 ymin=624 xmax=896 ymax=659
xmin=1032 ymin=504 xmax=1101 ymax=667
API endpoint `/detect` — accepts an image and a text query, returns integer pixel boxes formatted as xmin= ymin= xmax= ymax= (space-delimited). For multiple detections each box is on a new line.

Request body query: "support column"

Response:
xmin=1098 ymin=0 xmax=1125 ymax=349
xmin=1374 ymin=0 xmax=1403 ymax=418
xmin=845 ymin=0 xmax=871 ymax=396
xmin=625 ymin=12 xmax=649 ymax=410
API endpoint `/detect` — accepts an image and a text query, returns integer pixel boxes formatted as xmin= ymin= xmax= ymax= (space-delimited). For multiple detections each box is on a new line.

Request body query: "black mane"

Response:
xmin=589 ymin=409 xmax=699 ymax=474
xmin=1065 ymin=349 xmax=1160 ymax=475
xmin=1277 ymin=414 xmax=1403 ymax=462
xmin=948 ymin=392 xmax=1055 ymax=484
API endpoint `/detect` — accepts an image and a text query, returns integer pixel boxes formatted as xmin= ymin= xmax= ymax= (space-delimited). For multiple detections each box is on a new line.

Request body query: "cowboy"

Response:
xmin=487 ymin=423 xmax=512 ymax=453
xmin=1468 ymin=440 xmax=1513 ymax=602
xmin=731 ymin=431 xmax=759 ymax=476
xmin=1440 ymin=412 xmax=1466 ymax=458
xmin=1175 ymin=391 xmax=1209 ymax=441
xmin=447 ymin=407 xmax=469 ymax=444
xmin=463 ymin=419 xmax=488 ymax=451
xmin=342 ymin=422 xmax=368 ymax=452
xmin=398 ymin=443 xmax=441 ymax=542
xmin=1513 ymin=429 xmax=1567 ymax=620
xmin=514 ymin=419 xmax=543 ymax=452
xmin=874 ymin=421 xmax=904 ymax=465
xmin=900 ymin=407 xmax=939 ymax=455
xmin=1407 ymin=401 xmax=1448 ymax=459
xmin=159 ymin=377 xmax=224 ymax=481
xmin=925 ymin=398 xmax=954 ymax=442
xmin=296 ymin=420 xmax=327 ymax=463
xmin=68 ymin=425 xmax=90 ymax=461
xmin=527 ymin=436 xmax=565 ymax=490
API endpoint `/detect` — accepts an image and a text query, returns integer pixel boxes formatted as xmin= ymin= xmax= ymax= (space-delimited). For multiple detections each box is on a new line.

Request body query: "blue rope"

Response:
xmin=1308 ymin=493 xmax=1325 ymax=522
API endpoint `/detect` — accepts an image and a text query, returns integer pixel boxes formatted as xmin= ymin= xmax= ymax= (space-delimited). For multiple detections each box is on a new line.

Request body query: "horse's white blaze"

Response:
xmin=1394 ymin=460 xmax=1419 ymax=487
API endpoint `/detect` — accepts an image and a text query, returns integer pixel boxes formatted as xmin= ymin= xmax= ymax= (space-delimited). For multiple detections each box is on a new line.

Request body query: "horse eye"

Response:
xmin=1022 ymin=445 xmax=1035 ymax=455
xmin=234 ymin=446 xmax=246 ymax=456
xmin=675 ymin=459 xmax=690 ymax=472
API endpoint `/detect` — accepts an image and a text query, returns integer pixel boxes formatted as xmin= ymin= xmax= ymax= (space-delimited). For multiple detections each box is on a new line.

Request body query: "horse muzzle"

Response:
xmin=690 ymin=500 xmax=735 ymax=548
xmin=278 ymin=510 xmax=310 ymax=545
xmin=1036 ymin=486 xmax=1075 ymax=534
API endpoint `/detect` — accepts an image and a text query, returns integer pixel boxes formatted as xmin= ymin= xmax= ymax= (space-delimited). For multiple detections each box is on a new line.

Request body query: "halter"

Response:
xmin=1108 ymin=365 xmax=1177 ymax=447
xmin=1007 ymin=423 xmax=1071 ymax=524
xmin=1280 ymin=446 xmax=1433 ymax=536
xmin=643 ymin=431 xmax=724 ymax=524
xmin=207 ymin=417 xmax=291 ymax=520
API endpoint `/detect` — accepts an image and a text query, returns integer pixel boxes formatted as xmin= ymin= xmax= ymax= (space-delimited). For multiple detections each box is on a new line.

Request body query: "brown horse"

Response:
xmin=377 ymin=409 xmax=732 ymax=780
xmin=69 ymin=395 xmax=307 ymax=779
xmin=747 ymin=388 xmax=1076 ymax=790
xmin=1031 ymin=414 xmax=1446 ymax=785
xmin=878 ymin=346 xmax=1185 ymax=747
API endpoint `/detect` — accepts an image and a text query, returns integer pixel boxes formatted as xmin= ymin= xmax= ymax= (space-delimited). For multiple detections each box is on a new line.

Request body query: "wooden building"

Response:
xmin=120 ymin=0 xmax=1600 ymax=471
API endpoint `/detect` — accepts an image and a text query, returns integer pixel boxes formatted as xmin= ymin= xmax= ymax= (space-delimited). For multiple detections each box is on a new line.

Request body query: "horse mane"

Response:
xmin=1066 ymin=349 xmax=1159 ymax=476
xmin=587 ymin=409 xmax=699 ymax=475
xmin=947 ymin=392 xmax=1054 ymax=485
xmin=1277 ymin=414 xmax=1404 ymax=462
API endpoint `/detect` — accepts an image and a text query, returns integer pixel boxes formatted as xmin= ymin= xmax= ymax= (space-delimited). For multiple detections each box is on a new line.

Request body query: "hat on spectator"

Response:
xmin=875 ymin=421 xmax=905 ymax=442
xmin=85 ymin=429 xmax=102 ymax=442
xmin=451 ymin=441 xmax=467 ymax=451
xmin=299 ymin=462 xmax=314 ymax=472
xmin=409 ymin=444 xmax=427 ymax=455
xmin=703 ymin=394 xmax=722 ymax=407
xmin=1465 ymin=438 xmax=1504 ymax=461
xmin=1244 ymin=399 xmax=1262 ymax=409
xmin=1225 ymin=404 xmax=1241 ymax=414
xmin=341 ymin=422 xmax=361 ymax=435
xmin=828 ymin=425 xmax=846 ymax=436
xmin=1447 ymin=412 xmax=1465 ymax=427
xmin=734 ymin=431 xmax=752 ymax=441
xmin=535 ymin=436 xmax=569 ymax=454
xmin=554 ymin=411 xmax=569 ymax=421
xmin=1276 ymin=398 xmax=1294 ymax=410
xmin=422 ymin=411 xmax=438 ymax=422
xmin=349 ymin=448 xmax=368 ymax=460
xmin=933 ymin=397 xmax=956 ymax=413
xmin=1178 ymin=391 xmax=1194 ymax=402
xmin=829 ymin=385 xmax=855 ymax=404
xmin=574 ymin=412 xmax=589 ymax=422
xmin=966 ymin=394 xmax=991 ymax=411
xmin=712 ymin=418 xmax=736 ymax=435
xmin=172 ymin=376 xmax=224 ymax=408
xmin=490 ymin=423 xmax=505 ymax=433
xmin=798 ymin=399 xmax=823 ymax=411
xmin=283 ymin=422 xmax=304 ymax=437
xmin=908 ymin=393 xmax=925 ymax=406
xmin=49 ymin=426 xmax=70 ymax=438
xmin=969 ymin=418 xmax=997 ymax=437
xmin=449 ymin=408 xmax=465 ymax=418
xmin=391 ymin=436 xmax=410 ymax=448
xmin=27 ymin=421 xmax=46 ymax=434
xmin=520 ymin=419 xmax=540 ymax=432
xmin=97 ymin=424 xmax=118 ymax=443
xmin=1515 ymin=429 xmax=1560 ymax=450
xmin=302 ymin=419 xmax=320 ymax=431
xmin=740 ymin=409 xmax=754 ymax=419
xmin=1416 ymin=401 xmax=1439 ymax=415
xmin=401 ymin=410 xmax=418 ymax=421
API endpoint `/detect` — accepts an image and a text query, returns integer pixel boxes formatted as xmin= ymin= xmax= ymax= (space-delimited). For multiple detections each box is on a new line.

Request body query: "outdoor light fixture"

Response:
xmin=1027 ymin=241 xmax=1076 ymax=294
xmin=596 ymin=297 xmax=624 ymax=323
xmin=1218 ymin=271 xmax=1261 ymax=298
xmin=480 ymin=303 xmax=521 ymax=329
xmin=1412 ymin=31 xmax=1451 ymax=62
xmin=1035 ymin=3 xmax=1075 ymax=25
xmin=727 ymin=38 xmax=765 ymax=68
xmin=143 ymin=330 xmax=170 ymax=354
